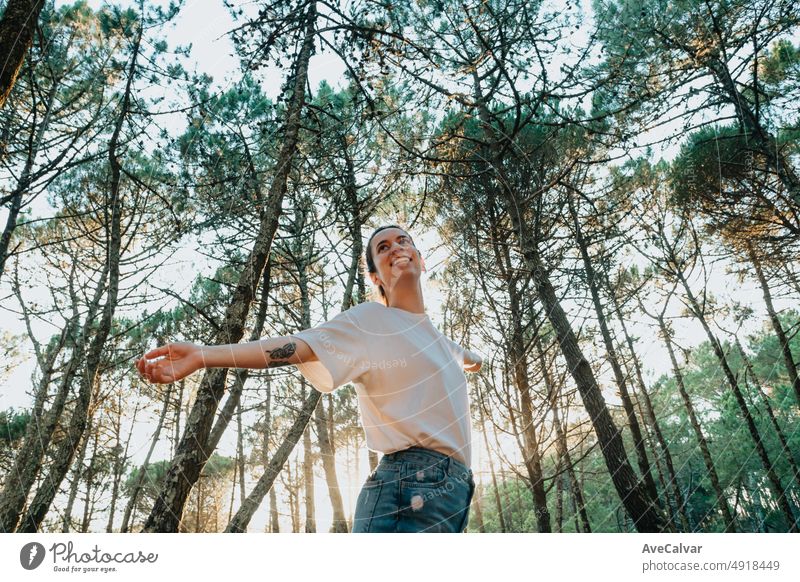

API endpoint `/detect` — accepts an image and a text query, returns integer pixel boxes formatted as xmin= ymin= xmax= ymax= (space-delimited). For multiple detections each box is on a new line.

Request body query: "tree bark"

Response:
xmin=676 ymin=270 xmax=797 ymax=531
xmin=653 ymin=306 xmax=737 ymax=532
xmin=470 ymin=69 xmax=665 ymax=532
xmin=15 ymin=22 xmax=136 ymax=530
xmin=143 ymin=2 xmax=317 ymax=532
xmin=120 ymin=383 xmax=172 ymax=533
xmin=534 ymin=331 xmax=592 ymax=533
xmin=746 ymin=241 xmax=800 ymax=408
xmin=477 ymin=387 xmax=506 ymax=532
xmin=607 ymin=275 xmax=689 ymax=532
xmin=568 ymin=194 xmax=660 ymax=505
xmin=0 ymin=0 xmax=45 ymax=109
xmin=493 ymin=227 xmax=551 ymax=531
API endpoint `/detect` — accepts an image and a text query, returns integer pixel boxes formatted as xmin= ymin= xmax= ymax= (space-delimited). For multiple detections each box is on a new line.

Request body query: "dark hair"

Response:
xmin=364 ymin=224 xmax=418 ymax=303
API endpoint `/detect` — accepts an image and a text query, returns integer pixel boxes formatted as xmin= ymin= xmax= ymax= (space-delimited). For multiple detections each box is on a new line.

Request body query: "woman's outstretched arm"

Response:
xmin=136 ymin=336 xmax=317 ymax=384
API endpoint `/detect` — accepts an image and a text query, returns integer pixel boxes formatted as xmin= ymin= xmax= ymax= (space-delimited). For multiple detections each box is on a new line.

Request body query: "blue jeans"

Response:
xmin=352 ymin=447 xmax=475 ymax=533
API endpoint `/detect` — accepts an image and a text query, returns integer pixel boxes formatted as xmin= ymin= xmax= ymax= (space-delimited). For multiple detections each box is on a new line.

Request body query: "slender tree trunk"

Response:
xmin=746 ymin=241 xmax=800 ymax=408
xmin=143 ymin=3 xmax=317 ymax=532
xmin=471 ymin=482 xmax=486 ymax=533
xmin=263 ymin=375 xmax=280 ymax=534
xmin=302 ymin=386 xmax=316 ymax=533
xmin=269 ymin=488 xmax=279 ymax=533
xmin=568 ymin=195 xmax=659 ymax=505
xmin=735 ymin=336 xmax=800 ymax=487
xmin=0 ymin=0 xmax=45 ymax=109
xmin=607 ymin=281 xmax=689 ymax=532
xmin=477 ymin=392 xmax=505 ymax=532
xmin=497 ymin=234 xmax=550 ymax=531
xmin=677 ymin=272 xmax=797 ymax=530
xmin=555 ymin=453 xmax=564 ymax=532
xmin=173 ymin=379 xmax=184 ymax=458
xmin=534 ymin=331 xmax=592 ymax=533
xmin=61 ymin=421 xmax=91 ymax=532
xmin=120 ymin=383 xmax=172 ymax=533
xmin=314 ymin=399 xmax=347 ymax=532
xmin=236 ymin=401 xmax=246 ymax=504
xmin=654 ymin=308 xmax=737 ymax=532
xmin=80 ymin=430 xmax=100 ymax=532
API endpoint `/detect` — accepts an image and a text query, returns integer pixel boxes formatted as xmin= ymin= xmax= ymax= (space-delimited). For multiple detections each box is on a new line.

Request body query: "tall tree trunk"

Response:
xmin=555 ymin=453 xmax=564 ymax=532
xmin=534 ymin=331 xmax=592 ymax=533
xmin=477 ymin=388 xmax=505 ymax=532
xmin=734 ymin=336 xmax=800 ymax=487
xmin=0 ymin=0 xmax=45 ymax=109
xmin=236 ymin=400 xmax=246 ymax=503
xmin=676 ymin=271 xmax=797 ymax=531
xmin=607 ymin=279 xmax=689 ymax=532
xmin=568 ymin=195 xmax=660 ymax=505
xmin=746 ymin=241 xmax=800 ymax=408
xmin=12 ymin=23 xmax=135 ymax=530
xmin=654 ymin=307 xmax=737 ymax=532
xmin=263 ymin=374 xmax=281 ymax=533
xmin=61 ymin=420 xmax=91 ymax=532
xmin=495 ymin=226 xmax=551 ymax=531
xmin=173 ymin=379 xmax=184 ymax=458
xmin=80 ymin=429 xmax=100 ymax=532
xmin=268 ymin=488 xmax=279 ymax=533
xmin=314 ymin=398 xmax=347 ymax=532
xmin=470 ymin=70 xmax=664 ymax=532
xmin=470 ymin=482 xmax=485 ymax=533
xmin=143 ymin=2 xmax=317 ymax=532
xmin=302 ymin=385 xmax=316 ymax=533
xmin=120 ymin=383 xmax=172 ymax=533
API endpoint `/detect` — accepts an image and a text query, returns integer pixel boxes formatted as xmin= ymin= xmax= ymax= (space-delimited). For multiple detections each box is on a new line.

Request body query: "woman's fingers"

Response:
xmin=137 ymin=342 xmax=197 ymax=384
xmin=142 ymin=360 xmax=172 ymax=384
xmin=143 ymin=344 xmax=171 ymax=360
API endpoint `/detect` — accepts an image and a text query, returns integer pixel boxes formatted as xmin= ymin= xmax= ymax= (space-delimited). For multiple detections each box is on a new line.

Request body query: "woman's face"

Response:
xmin=369 ymin=228 xmax=425 ymax=297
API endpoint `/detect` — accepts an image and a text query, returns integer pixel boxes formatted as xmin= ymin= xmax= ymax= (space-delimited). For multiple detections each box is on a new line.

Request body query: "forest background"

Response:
xmin=0 ymin=0 xmax=799 ymax=533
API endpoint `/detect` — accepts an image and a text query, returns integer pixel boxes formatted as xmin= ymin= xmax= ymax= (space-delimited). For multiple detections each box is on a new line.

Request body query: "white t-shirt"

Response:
xmin=292 ymin=301 xmax=472 ymax=467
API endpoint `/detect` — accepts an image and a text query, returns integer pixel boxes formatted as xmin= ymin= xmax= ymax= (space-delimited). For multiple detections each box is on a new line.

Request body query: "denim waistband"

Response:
xmin=380 ymin=446 xmax=471 ymax=476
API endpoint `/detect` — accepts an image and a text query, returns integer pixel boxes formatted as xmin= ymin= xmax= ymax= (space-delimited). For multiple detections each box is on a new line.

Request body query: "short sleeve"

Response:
xmin=291 ymin=308 xmax=368 ymax=393
xmin=443 ymin=336 xmax=466 ymax=366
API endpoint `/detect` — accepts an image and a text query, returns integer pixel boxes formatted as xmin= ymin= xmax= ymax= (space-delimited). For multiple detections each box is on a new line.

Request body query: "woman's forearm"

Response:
xmin=200 ymin=336 xmax=312 ymax=369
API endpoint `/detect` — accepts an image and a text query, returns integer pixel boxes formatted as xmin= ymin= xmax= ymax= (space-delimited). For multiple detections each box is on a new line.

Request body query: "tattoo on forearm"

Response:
xmin=265 ymin=342 xmax=296 ymax=368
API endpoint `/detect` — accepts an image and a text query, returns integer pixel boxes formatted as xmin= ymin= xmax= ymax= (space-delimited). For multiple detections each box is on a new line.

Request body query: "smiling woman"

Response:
xmin=137 ymin=224 xmax=483 ymax=533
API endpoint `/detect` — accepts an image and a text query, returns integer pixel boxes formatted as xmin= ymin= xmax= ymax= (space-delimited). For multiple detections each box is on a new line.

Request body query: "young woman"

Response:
xmin=137 ymin=225 xmax=483 ymax=532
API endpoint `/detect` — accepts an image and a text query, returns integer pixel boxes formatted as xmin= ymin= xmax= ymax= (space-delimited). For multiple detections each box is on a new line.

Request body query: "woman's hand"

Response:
xmin=136 ymin=342 xmax=204 ymax=384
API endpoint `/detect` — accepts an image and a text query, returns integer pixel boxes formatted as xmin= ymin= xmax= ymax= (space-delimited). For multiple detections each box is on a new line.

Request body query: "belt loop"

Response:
xmin=446 ymin=455 xmax=453 ymax=475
